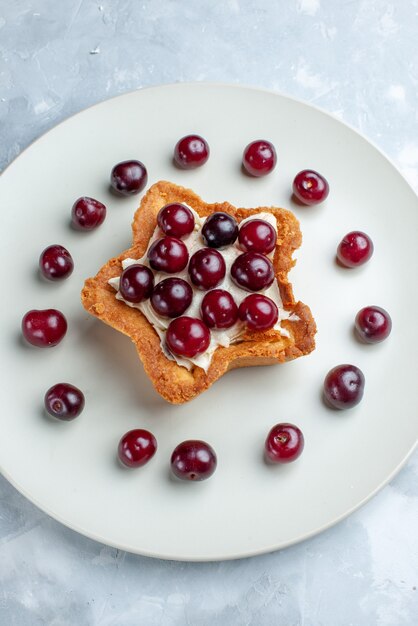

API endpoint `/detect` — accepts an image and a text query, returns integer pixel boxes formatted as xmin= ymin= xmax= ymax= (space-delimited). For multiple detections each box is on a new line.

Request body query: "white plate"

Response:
xmin=0 ymin=83 xmax=417 ymax=561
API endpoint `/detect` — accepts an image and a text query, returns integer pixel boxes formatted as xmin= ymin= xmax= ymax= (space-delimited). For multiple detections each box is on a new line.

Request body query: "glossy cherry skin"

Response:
xmin=157 ymin=203 xmax=195 ymax=238
xmin=44 ymin=383 xmax=85 ymax=420
xmin=337 ymin=231 xmax=374 ymax=268
xmin=355 ymin=306 xmax=392 ymax=343
xmin=166 ymin=316 xmax=211 ymax=358
xmin=171 ymin=440 xmax=217 ymax=481
xmin=188 ymin=248 xmax=226 ymax=290
xmin=71 ymin=197 xmax=106 ymax=230
xmin=151 ymin=278 xmax=193 ymax=318
xmin=118 ymin=429 xmax=157 ymax=468
xmin=22 ymin=309 xmax=67 ymax=347
xmin=265 ymin=423 xmax=304 ymax=464
xmin=174 ymin=135 xmax=209 ymax=169
xmin=231 ymin=252 xmax=275 ymax=291
xmin=200 ymin=289 xmax=238 ymax=329
xmin=148 ymin=236 xmax=189 ymax=273
xmin=110 ymin=160 xmax=148 ymax=196
xmin=239 ymin=294 xmax=278 ymax=330
xmin=323 ymin=364 xmax=365 ymax=409
xmin=119 ymin=264 xmax=154 ymax=303
xmin=202 ymin=212 xmax=238 ymax=248
xmin=238 ymin=219 xmax=277 ymax=254
xmin=293 ymin=170 xmax=329 ymax=206
xmin=242 ymin=140 xmax=277 ymax=177
xmin=39 ymin=245 xmax=74 ymax=281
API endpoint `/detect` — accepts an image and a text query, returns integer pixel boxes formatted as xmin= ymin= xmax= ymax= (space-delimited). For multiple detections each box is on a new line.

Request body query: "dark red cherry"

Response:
xmin=71 ymin=197 xmax=106 ymax=230
xmin=200 ymin=289 xmax=238 ymax=329
xmin=44 ymin=383 xmax=85 ymax=420
xmin=231 ymin=252 xmax=275 ymax=291
xmin=166 ymin=316 xmax=210 ymax=358
xmin=151 ymin=278 xmax=192 ymax=318
xmin=202 ymin=212 xmax=238 ymax=248
xmin=242 ymin=140 xmax=277 ymax=177
xmin=119 ymin=264 xmax=154 ymax=303
xmin=39 ymin=245 xmax=74 ymax=281
xmin=238 ymin=219 xmax=277 ymax=254
xmin=118 ymin=429 xmax=157 ymax=468
xmin=188 ymin=248 xmax=226 ymax=290
xmin=22 ymin=309 xmax=67 ymax=347
xmin=293 ymin=170 xmax=329 ymax=205
xmin=110 ymin=160 xmax=147 ymax=196
xmin=174 ymin=135 xmax=209 ymax=169
xmin=148 ymin=237 xmax=189 ymax=273
xmin=265 ymin=423 xmax=304 ymax=463
xmin=157 ymin=203 xmax=195 ymax=238
xmin=239 ymin=294 xmax=278 ymax=330
xmin=171 ymin=440 xmax=217 ymax=481
xmin=355 ymin=306 xmax=392 ymax=343
xmin=337 ymin=231 xmax=374 ymax=268
xmin=323 ymin=364 xmax=365 ymax=409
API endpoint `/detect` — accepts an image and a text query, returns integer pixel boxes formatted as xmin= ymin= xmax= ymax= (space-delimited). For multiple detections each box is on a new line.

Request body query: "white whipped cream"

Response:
xmin=109 ymin=208 xmax=297 ymax=372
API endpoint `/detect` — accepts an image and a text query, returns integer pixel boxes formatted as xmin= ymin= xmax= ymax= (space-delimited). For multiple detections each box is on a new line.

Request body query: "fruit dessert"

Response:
xmin=81 ymin=181 xmax=316 ymax=404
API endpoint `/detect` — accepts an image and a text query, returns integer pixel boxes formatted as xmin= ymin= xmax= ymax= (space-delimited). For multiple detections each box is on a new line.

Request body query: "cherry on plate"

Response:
xmin=39 ymin=245 xmax=74 ymax=281
xmin=323 ymin=364 xmax=365 ymax=409
xmin=202 ymin=212 xmax=238 ymax=248
xmin=166 ymin=316 xmax=210 ymax=358
xmin=118 ymin=429 xmax=157 ymax=468
xmin=292 ymin=170 xmax=329 ymax=206
xmin=110 ymin=160 xmax=148 ymax=196
xmin=231 ymin=252 xmax=275 ymax=291
xmin=337 ymin=231 xmax=374 ymax=268
xmin=242 ymin=140 xmax=277 ymax=177
xmin=174 ymin=135 xmax=209 ymax=169
xmin=238 ymin=219 xmax=277 ymax=254
xmin=239 ymin=294 xmax=278 ymax=330
xmin=148 ymin=236 xmax=189 ymax=273
xmin=200 ymin=289 xmax=238 ymax=329
xmin=44 ymin=383 xmax=85 ymax=420
xmin=119 ymin=264 xmax=154 ymax=303
xmin=265 ymin=423 xmax=304 ymax=464
xmin=355 ymin=306 xmax=392 ymax=343
xmin=171 ymin=440 xmax=217 ymax=481
xmin=71 ymin=197 xmax=106 ymax=230
xmin=188 ymin=248 xmax=226 ymax=290
xmin=151 ymin=277 xmax=193 ymax=318
xmin=22 ymin=309 xmax=67 ymax=347
xmin=157 ymin=203 xmax=195 ymax=238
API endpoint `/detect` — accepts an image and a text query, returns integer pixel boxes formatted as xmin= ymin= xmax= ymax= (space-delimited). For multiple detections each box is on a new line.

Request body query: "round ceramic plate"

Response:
xmin=1 ymin=83 xmax=417 ymax=561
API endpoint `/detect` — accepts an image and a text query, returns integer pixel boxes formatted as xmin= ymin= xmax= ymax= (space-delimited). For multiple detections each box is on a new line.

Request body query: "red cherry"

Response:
xmin=171 ymin=440 xmax=217 ymax=481
xmin=202 ymin=212 xmax=238 ymax=248
xmin=22 ymin=309 xmax=67 ymax=347
xmin=265 ymin=423 xmax=304 ymax=463
xmin=71 ymin=197 xmax=106 ymax=230
xmin=188 ymin=248 xmax=226 ymax=290
xmin=242 ymin=140 xmax=277 ymax=177
xmin=174 ymin=135 xmax=209 ymax=169
xmin=147 ymin=237 xmax=189 ymax=273
xmin=293 ymin=170 xmax=329 ymax=205
xmin=200 ymin=289 xmax=238 ymax=329
xmin=118 ymin=429 xmax=157 ymax=468
xmin=238 ymin=219 xmax=277 ymax=254
xmin=119 ymin=264 xmax=154 ymax=303
xmin=110 ymin=160 xmax=148 ymax=196
xmin=231 ymin=252 xmax=275 ymax=291
xmin=166 ymin=316 xmax=210 ymax=358
xmin=44 ymin=383 xmax=85 ymax=420
xmin=151 ymin=278 xmax=193 ymax=318
xmin=157 ymin=203 xmax=195 ymax=238
xmin=239 ymin=294 xmax=278 ymax=330
xmin=337 ymin=231 xmax=374 ymax=268
xmin=355 ymin=306 xmax=392 ymax=343
xmin=323 ymin=364 xmax=365 ymax=409
xmin=39 ymin=245 xmax=74 ymax=281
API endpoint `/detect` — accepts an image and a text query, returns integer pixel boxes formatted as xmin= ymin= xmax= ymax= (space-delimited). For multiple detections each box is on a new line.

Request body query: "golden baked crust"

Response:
xmin=81 ymin=181 xmax=316 ymax=403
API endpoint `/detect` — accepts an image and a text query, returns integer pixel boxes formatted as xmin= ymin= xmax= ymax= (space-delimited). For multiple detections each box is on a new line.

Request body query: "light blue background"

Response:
xmin=1 ymin=1 xmax=417 ymax=624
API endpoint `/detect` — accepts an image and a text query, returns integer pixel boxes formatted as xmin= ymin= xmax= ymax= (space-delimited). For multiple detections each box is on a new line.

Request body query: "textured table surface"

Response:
xmin=1 ymin=1 xmax=417 ymax=624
